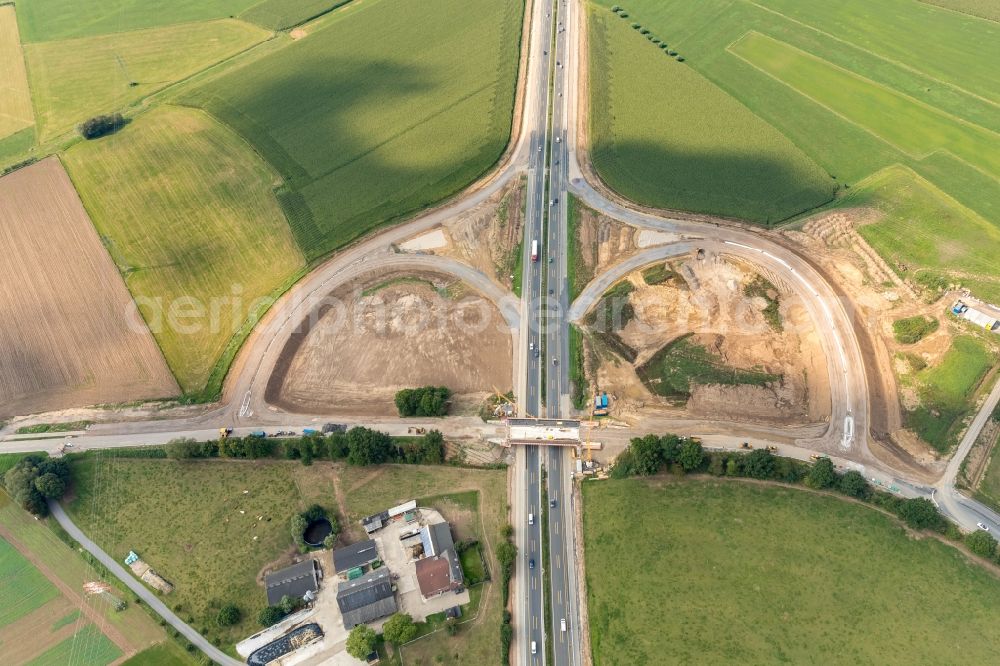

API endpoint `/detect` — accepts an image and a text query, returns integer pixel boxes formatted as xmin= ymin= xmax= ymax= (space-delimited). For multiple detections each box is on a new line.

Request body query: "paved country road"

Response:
xmin=48 ymin=501 xmax=243 ymax=666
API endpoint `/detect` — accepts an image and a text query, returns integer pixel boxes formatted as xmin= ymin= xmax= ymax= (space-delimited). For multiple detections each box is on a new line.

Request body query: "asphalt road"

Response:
xmin=48 ymin=501 xmax=242 ymax=666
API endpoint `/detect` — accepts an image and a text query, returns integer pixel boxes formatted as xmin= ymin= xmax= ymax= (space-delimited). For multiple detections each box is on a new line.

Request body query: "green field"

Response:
xmin=636 ymin=334 xmax=781 ymax=400
xmin=589 ymin=0 xmax=1000 ymax=296
xmin=588 ymin=9 xmax=833 ymax=224
xmin=240 ymin=0 xmax=351 ymax=30
xmin=120 ymin=642 xmax=197 ymax=666
xmin=844 ymin=166 xmax=1000 ymax=303
xmin=0 ymin=5 xmax=34 ymax=141
xmin=922 ymin=0 xmax=1000 ymax=21
xmin=583 ymin=478 xmax=1000 ymax=664
xmin=0 ymin=491 xmax=167 ymax=647
xmin=184 ymin=0 xmax=523 ymax=259
xmin=64 ymin=456 xmax=506 ymax=656
xmin=14 ymin=0 xmax=263 ymax=42
xmin=63 ymin=105 xmax=305 ymax=394
xmin=0 ymin=536 xmax=59 ymax=627
xmin=905 ymin=335 xmax=996 ymax=451
xmin=26 ymin=623 xmax=122 ymax=666
xmin=24 ymin=19 xmax=268 ymax=140
xmin=975 ymin=430 xmax=1000 ymax=512
xmin=64 ymin=455 xmax=306 ymax=648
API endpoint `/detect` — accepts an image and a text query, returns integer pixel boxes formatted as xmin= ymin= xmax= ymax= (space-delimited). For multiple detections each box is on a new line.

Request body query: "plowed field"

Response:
xmin=0 ymin=158 xmax=177 ymax=417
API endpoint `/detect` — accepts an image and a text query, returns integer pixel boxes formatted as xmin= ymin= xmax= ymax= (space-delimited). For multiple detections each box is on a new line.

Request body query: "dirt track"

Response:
xmin=0 ymin=158 xmax=177 ymax=417
xmin=266 ymin=270 xmax=512 ymax=415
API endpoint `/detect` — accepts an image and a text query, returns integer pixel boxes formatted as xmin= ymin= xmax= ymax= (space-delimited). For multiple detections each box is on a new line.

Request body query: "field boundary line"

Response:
xmin=0 ymin=522 xmax=134 ymax=656
xmin=726 ymin=32 xmax=1000 ymax=184
xmin=917 ymin=0 xmax=1000 ymax=25
xmin=738 ymin=0 xmax=1000 ymax=110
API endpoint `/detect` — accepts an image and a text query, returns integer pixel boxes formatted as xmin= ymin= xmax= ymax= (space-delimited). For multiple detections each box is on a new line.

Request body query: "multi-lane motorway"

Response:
xmin=6 ymin=1 xmax=1000 ymax=665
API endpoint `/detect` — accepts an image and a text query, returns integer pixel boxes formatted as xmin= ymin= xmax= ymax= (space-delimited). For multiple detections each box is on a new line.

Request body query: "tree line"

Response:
xmin=395 ymin=386 xmax=451 ymax=417
xmin=2 ymin=455 xmax=71 ymax=516
xmin=164 ymin=426 xmax=446 ymax=467
xmin=612 ymin=434 xmax=1000 ymax=562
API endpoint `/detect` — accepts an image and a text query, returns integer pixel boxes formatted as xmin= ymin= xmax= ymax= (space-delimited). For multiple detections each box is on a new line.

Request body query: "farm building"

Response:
xmin=333 ymin=539 xmax=380 ymax=574
xmin=264 ymin=559 xmax=321 ymax=606
xmin=336 ymin=569 xmax=397 ymax=629
xmin=415 ymin=522 xmax=464 ymax=598
xmin=415 ymin=551 xmax=464 ymax=598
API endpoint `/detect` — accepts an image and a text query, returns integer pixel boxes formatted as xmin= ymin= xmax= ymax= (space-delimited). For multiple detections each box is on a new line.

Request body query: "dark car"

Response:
xmin=529 ymin=558 xmax=535 ymax=570
xmin=550 ymin=499 xmax=557 ymax=508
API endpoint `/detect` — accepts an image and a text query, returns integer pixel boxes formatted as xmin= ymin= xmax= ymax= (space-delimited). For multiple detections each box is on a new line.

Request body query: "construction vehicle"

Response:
xmin=739 ymin=442 xmax=753 ymax=450
xmin=765 ymin=445 xmax=778 ymax=453
xmin=250 ymin=430 xmax=266 ymax=438
xmin=219 ymin=427 xmax=233 ymax=439
xmin=952 ymin=300 xmax=968 ymax=315
xmin=593 ymin=392 xmax=609 ymax=417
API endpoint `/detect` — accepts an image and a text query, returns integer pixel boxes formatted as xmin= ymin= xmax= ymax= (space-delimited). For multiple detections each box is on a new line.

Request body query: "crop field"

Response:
xmin=13 ymin=0 xmax=262 ymax=42
xmin=0 ymin=5 xmax=33 ymax=141
xmin=24 ymin=19 xmax=269 ymax=140
xmin=185 ymin=0 xmax=524 ymax=259
xmin=0 ymin=491 xmax=166 ymax=664
xmin=590 ymin=0 xmax=1000 ymax=294
xmin=905 ymin=335 xmax=996 ymax=452
xmin=588 ymin=9 xmax=833 ymax=224
xmin=0 ymin=158 xmax=177 ymax=418
xmin=583 ymin=478 xmax=1000 ymax=664
xmin=921 ymin=0 xmax=1000 ymax=21
xmin=63 ymin=106 xmax=305 ymax=394
xmin=240 ymin=0 xmax=351 ymax=30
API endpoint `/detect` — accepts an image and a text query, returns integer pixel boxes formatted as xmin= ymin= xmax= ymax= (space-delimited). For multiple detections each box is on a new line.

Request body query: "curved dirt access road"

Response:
xmin=265 ymin=270 xmax=514 ymax=416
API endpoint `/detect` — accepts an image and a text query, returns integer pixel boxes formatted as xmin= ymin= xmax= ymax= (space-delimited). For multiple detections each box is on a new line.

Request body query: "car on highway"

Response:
xmin=530 ymin=341 xmax=535 ymax=351
xmin=561 ymin=618 xmax=566 ymax=632
xmin=552 ymin=357 xmax=558 ymax=365
xmin=529 ymin=512 xmax=534 ymax=525
xmin=550 ymin=499 xmax=557 ymax=508
xmin=531 ymin=641 xmax=537 ymax=655
xmin=529 ymin=558 xmax=535 ymax=569
xmin=978 ymin=522 xmax=990 ymax=531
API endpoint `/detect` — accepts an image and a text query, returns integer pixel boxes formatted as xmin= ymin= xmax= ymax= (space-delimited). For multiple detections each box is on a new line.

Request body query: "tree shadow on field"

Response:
xmin=592 ymin=139 xmax=838 ymax=226
xmin=195 ymin=54 xmax=511 ymax=257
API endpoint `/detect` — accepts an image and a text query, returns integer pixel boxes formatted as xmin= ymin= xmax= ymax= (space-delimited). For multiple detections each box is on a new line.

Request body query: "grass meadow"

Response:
xmin=64 ymin=455 xmax=306 ymax=651
xmin=26 ymin=624 xmax=122 ymax=666
xmin=64 ymin=457 xmax=506 ymax=658
xmin=24 ymin=19 xmax=268 ymax=140
xmin=185 ymin=0 xmax=524 ymax=259
xmin=240 ymin=0 xmax=352 ymax=30
xmin=63 ymin=105 xmax=305 ymax=395
xmin=905 ymin=335 xmax=996 ymax=452
xmin=588 ymin=9 xmax=833 ymax=224
xmin=922 ymin=0 xmax=1000 ymax=21
xmin=0 ymin=5 xmax=34 ymax=141
xmin=583 ymin=478 xmax=1000 ymax=664
xmin=589 ymin=0 xmax=1000 ymax=295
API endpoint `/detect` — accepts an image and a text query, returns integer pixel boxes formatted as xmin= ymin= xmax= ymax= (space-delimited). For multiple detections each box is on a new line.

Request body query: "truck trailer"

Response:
xmin=531 ymin=239 xmax=539 ymax=262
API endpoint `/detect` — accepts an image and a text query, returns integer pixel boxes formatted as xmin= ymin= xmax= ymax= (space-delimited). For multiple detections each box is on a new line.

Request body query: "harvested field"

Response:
xmin=0 ymin=158 xmax=177 ymax=418
xmin=582 ymin=253 xmax=829 ymax=425
xmin=0 ymin=5 xmax=33 ymax=141
xmin=63 ymin=106 xmax=305 ymax=395
xmin=24 ymin=19 xmax=269 ymax=139
xmin=267 ymin=272 xmax=512 ymax=415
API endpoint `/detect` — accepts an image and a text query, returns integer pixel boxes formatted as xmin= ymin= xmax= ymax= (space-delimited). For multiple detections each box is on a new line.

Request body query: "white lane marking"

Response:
xmin=239 ymin=391 xmax=252 ymax=418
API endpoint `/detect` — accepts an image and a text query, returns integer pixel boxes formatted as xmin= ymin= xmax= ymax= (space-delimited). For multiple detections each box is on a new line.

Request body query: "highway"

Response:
xmin=6 ymin=0 xmax=1000 ymax=664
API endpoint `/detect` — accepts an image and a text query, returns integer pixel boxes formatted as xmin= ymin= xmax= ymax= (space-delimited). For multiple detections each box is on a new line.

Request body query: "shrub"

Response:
xmin=258 ymin=606 xmax=284 ymax=627
xmin=805 ymin=457 xmax=837 ymax=489
xmin=395 ymin=386 xmax=451 ymax=417
xmin=631 ymin=22 xmax=640 ymax=29
xmin=743 ymin=450 xmax=776 ymax=480
xmin=346 ymin=625 xmax=377 ymax=659
xmin=892 ymin=316 xmax=939 ymax=344
xmin=216 ymin=604 xmax=241 ymax=627
xmin=897 ymin=498 xmax=945 ymax=531
xmin=966 ymin=530 xmax=998 ymax=559
xmin=838 ymin=470 xmax=870 ymax=499
xmin=78 ymin=113 xmax=126 ymax=139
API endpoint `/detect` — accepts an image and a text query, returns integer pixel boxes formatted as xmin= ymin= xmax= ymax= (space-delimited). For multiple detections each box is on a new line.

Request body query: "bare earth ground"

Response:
xmin=584 ymin=251 xmax=830 ymax=427
xmin=403 ymin=177 xmax=525 ymax=291
xmin=267 ymin=271 xmax=512 ymax=415
xmin=783 ymin=210 xmax=967 ymax=468
xmin=0 ymin=158 xmax=178 ymax=418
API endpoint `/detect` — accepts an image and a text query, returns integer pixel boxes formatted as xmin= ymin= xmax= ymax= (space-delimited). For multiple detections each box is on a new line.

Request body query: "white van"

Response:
xmin=528 ymin=513 xmax=535 ymax=525
xmin=561 ymin=618 xmax=567 ymax=632
xmin=531 ymin=641 xmax=537 ymax=655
